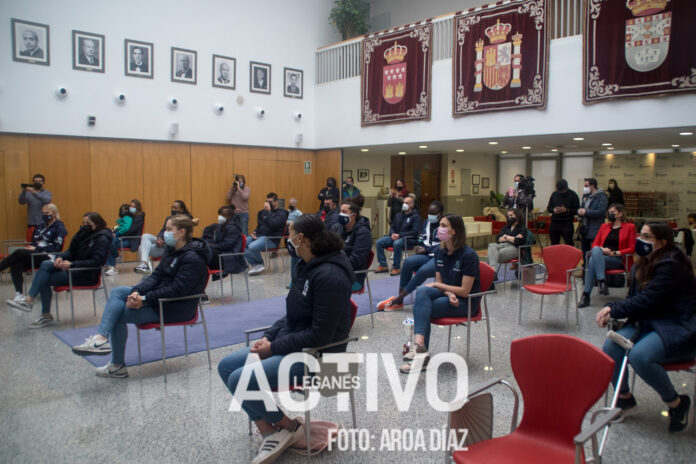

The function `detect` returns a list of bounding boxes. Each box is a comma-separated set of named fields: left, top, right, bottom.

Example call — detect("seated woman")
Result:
left=218, top=214, right=353, bottom=464
left=71, top=215, right=211, bottom=378
left=597, top=222, right=696, bottom=432
left=105, top=199, right=145, bottom=276
left=377, top=200, right=443, bottom=311
left=103, top=204, right=132, bottom=276
left=2, top=203, right=67, bottom=304
left=339, top=195, right=372, bottom=291
left=134, top=200, right=193, bottom=274
left=204, top=205, right=246, bottom=274
left=578, top=203, right=636, bottom=308
left=485, top=207, right=527, bottom=270
left=8, top=212, right=112, bottom=328
left=401, top=214, right=480, bottom=374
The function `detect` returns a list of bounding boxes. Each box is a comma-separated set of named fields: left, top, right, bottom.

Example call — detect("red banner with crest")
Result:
left=583, top=0, right=696, bottom=103
left=361, top=22, right=432, bottom=126
left=452, top=0, right=548, bottom=116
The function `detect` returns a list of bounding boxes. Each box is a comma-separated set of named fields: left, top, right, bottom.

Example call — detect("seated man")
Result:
left=318, top=195, right=341, bottom=233
left=245, top=192, right=288, bottom=275
left=339, top=195, right=373, bottom=291
left=202, top=205, right=246, bottom=274
left=375, top=195, right=421, bottom=275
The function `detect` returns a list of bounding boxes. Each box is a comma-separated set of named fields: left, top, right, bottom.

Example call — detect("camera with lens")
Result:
left=517, top=176, right=536, bottom=207
left=233, top=174, right=241, bottom=190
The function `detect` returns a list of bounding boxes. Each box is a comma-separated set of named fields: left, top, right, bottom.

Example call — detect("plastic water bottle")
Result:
left=402, top=318, right=414, bottom=355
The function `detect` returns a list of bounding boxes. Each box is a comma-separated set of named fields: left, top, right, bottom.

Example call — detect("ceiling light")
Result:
left=360, top=148, right=369, bottom=152
left=398, top=151, right=406, bottom=155
left=488, top=141, right=498, bottom=145
left=455, top=149, right=464, bottom=152
left=522, top=146, right=531, bottom=150
left=679, top=131, right=693, bottom=136
left=607, top=147, right=614, bottom=150
left=500, top=150, right=508, bottom=154
left=418, top=145, right=428, bottom=149
left=601, top=143, right=612, bottom=146
left=551, top=148, right=558, bottom=152
left=672, top=144, right=680, bottom=148
left=573, top=137, right=584, bottom=141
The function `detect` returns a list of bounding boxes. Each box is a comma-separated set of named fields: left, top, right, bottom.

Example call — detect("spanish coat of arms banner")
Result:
left=452, top=0, right=548, bottom=116
left=583, top=0, right=696, bottom=103
left=361, top=22, right=432, bottom=126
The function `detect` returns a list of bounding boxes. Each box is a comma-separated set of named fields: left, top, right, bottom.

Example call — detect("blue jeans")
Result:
left=603, top=326, right=696, bottom=402
left=106, top=236, right=131, bottom=267
left=583, top=246, right=622, bottom=294
left=237, top=212, right=249, bottom=236
left=400, top=255, right=436, bottom=295
left=218, top=346, right=305, bottom=423
left=413, top=286, right=474, bottom=349
left=28, top=259, right=70, bottom=314
left=376, top=236, right=411, bottom=269
left=244, top=236, right=276, bottom=266
left=97, top=286, right=159, bottom=365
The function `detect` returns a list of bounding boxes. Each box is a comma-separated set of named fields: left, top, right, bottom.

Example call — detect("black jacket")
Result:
left=132, top=238, right=211, bottom=323
left=389, top=209, right=422, bottom=243
left=157, top=213, right=192, bottom=239
left=607, top=187, right=624, bottom=207
left=58, top=227, right=112, bottom=285
left=205, top=219, right=247, bottom=273
left=608, top=250, right=696, bottom=356
left=317, top=186, right=339, bottom=210
left=122, top=213, right=145, bottom=249
left=265, top=250, right=354, bottom=355
left=342, top=216, right=372, bottom=286
left=255, top=208, right=288, bottom=244
left=32, top=220, right=68, bottom=252
left=496, top=223, right=528, bottom=247
left=547, top=190, right=580, bottom=224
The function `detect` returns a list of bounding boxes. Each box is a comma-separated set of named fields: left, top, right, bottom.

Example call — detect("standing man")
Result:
left=546, top=179, right=579, bottom=246
left=227, top=174, right=250, bottom=235
left=578, top=177, right=608, bottom=267
left=342, top=176, right=360, bottom=199
left=19, top=174, right=52, bottom=240
left=245, top=193, right=288, bottom=276
left=78, top=38, right=99, bottom=66
left=375, top=195, right=421, bottom=276
left=20, top=30, right=44, bottom=58
left=129, top=46, right=148, bottom=72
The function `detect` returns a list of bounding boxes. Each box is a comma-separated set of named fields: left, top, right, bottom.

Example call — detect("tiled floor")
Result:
left=0, top=252, right=694, bottom=463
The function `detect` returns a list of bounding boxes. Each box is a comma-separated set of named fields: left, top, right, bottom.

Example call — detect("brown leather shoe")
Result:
left=390, top=268, right=401, bottom=276
left=375, top=265, right=389, bottom=273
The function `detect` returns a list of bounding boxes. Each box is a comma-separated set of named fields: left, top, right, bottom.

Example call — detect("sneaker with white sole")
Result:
left=28, top=313, right=53, bottom=328
left=134, top=262, right=151, bottom=274
left=7, top=298, right=33, bottom=312
left=104, top=266, right=119, bottom=276
left=248, top=264, right=266, bottom=276
left=669, top=395, right=692, bottom=433
left=252, top=421, right=305, bottom=464
left=72, top=334, right=112, bottom=356
left=96, top=363, right=128, bottom=379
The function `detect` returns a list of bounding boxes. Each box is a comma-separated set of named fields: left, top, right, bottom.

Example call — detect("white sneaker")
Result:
left=96, top=363, right=128, bottom=379
left=8, top=299, right=33, bottom=313
left=252, top=421, right=305, bottom=464
left=134, top=262, right=151, bottom=274
left=248, top=264, right=266, bottom=276
left=72, top=334, right=112, bottom=356
left=6, top=293, right=26, bottom=305
left=28, top=313, right=53, bottom=328
left=104, top=266, right=119, bottom=276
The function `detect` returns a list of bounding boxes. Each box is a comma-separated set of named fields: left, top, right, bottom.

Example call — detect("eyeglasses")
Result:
left=639, top=233, right=656, bottom=240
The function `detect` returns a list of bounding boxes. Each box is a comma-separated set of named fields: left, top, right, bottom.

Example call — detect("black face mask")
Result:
left=119, top=211, right=128, bottom=217
left=327, top=182, right=335, bottom=188
left=289, top=205, right=296, bottom=211
left=33, top=182, right=43, bottom=190
left=171, top=209, right=179, bottom=216
left=608, top=213, right=617, bottom=222
left=506, top=217, right=516, bottom=226
left=322, top=205, right=331, bottom=212
left=396, top=185, right=404, bottom=191
left=78, top=225, right=93, bottom=235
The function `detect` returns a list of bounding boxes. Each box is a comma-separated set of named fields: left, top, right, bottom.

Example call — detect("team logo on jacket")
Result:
left=625, top=1, right=671, bottom=72
left=382, top=42, right=407, bottom=104
left=170, top=257, right=178, bottom=268
left=474, top=20, right=522, bottom=92
left=302, top=280, right=310, bottom=296
left=454, top=260, right=461, bottom=272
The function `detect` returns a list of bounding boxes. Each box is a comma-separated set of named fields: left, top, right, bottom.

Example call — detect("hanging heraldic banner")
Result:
left=584, top=0, right=696, bottom=103
left=452, top=0, right=548, bottom=116
left=361, top=21, right=432, bottom=126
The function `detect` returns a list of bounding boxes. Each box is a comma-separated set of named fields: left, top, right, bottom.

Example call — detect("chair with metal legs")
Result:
left=53, top=267, right=109, bottom=328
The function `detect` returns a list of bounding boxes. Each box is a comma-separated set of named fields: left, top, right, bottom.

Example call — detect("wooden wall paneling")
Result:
left=276, top=149, right=316, bottom=214
left=0, top=150, right=6, bottom=242
left=190, top=144, right=236, bottom=232
left=28, top=136, right=91, bottom=244
left=142, top=142, right=192, bottom=235
left=236, top=147, right=277, bottom=233
left=315, top=149, right=342, bottom=208
left=0, top=135, right=30, bottom=241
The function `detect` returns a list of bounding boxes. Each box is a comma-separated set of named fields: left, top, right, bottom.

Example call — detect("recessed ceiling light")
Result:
left=418, top=145, right=428, bottom=149
left=573, top=137, right=584, bottom=141
left=500, top=150, right=508, bottom=154
left=455, top=149, right=464, bottom=152
left=398, top=151, right=406, bottom=155
left=360, top=148, right=369, bottom=152
left=607, top=147, right=614, bottom=150
left=551, top=148, right=558, bottom=152
left=488, top=141, right=498, bottom=145
left=601, top=143, right=612, bottom=146
left=522, top=146, right=531, bottom=150
left=672, top=144, right=680, bottom=148
left=679, top=131, right=694, bottom=136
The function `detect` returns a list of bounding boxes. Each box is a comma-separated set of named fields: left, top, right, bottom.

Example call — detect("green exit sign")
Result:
left=304, top=161, right=311, bottom=174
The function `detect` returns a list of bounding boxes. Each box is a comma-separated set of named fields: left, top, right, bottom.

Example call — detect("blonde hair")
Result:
left=43, top=203, right=60, bottom=220
left=169, top=214, right=194, bottom=241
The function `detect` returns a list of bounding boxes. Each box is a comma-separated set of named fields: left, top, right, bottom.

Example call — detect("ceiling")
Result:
left=341, top=125, right=696, bottom=157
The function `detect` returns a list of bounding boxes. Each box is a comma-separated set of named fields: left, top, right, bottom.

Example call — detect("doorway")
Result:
left=391, top=154, right=442, bottom=219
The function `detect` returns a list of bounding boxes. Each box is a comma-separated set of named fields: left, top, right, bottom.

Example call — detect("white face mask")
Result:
left=583, top=186, right=591, bottom=195
left=217, top=215, right=226, bottom=224
left=402, top=203, right=410, bottom=212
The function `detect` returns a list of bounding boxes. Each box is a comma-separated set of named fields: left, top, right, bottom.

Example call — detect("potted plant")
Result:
left=329, top=0, right=370, bottom=40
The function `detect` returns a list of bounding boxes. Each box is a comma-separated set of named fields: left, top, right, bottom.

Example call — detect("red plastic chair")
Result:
left=208, top=234, right=250, bottom=301
left=386, top=235, right=417, bottom=264
left=518, top=244, right=583, bottom=331
left=449, top=334, right=620, bottom=464
left=352, top=250, right=375, bottom=328
left=491, top=221, right=505, bottom=236
left=430, top=262, right=497, bottom=365
left=474, top=216, right=492, bottom=222
left=53, top=267, right=109, bottom=329
left=586, top=250, right=634, bottom=292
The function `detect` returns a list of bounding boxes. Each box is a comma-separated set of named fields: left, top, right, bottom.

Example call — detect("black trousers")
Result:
left=0, top=248, right=49, bottom=292
left=549, top=222, right=574, bottom=246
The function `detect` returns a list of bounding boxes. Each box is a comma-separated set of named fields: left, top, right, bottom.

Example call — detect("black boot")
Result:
left=578, top=292, right=591, bottom=308
left=598, top=279, right=609, bottom=296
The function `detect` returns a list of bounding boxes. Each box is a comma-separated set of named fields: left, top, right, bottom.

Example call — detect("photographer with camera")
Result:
left=226, top=174, right=250, bottom=235
left=547, top=179, right=580, bottom=245
left=503, top=174, right=525, bottom=209
left=19, top=174, right=52, bottom=238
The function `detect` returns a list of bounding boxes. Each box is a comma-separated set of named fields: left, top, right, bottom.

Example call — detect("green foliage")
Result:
left=489, top=190, right=504, bottom=206
left=329, top=0, right=370, bottom=40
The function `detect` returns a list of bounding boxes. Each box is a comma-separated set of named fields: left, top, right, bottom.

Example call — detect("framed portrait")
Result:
left=250, top=61, right=271, bottom=94
left=72, top=30, right=104, bottom=72
left=283, top=67, right=303, bottom=99
left=11, top=18, right=49, bottom=66
left=171, top=47, right=197, bottom=84
left=373, top=174, right=384, bottom=187
left=472, top=174, right=480, bottom=186
left=357, top=169, right=369, bottom=182
left=343, top=170, right=353, bottom=181
left=212, top=55, right=236, bottom=89
left=124, top=39, right=153, bottom=78
left=481, top=177, right=490, bottom=189
left=473, top=185, right=480, bottom=194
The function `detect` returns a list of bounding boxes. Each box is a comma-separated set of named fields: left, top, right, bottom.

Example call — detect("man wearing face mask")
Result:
left=318, top=196, right=340, bottom=231
left=387, top=178, right=410, bottom=224
left=246, top=192, right=288, bottom=275
left=317, top=177, right=339, bottom=211
left=286, top=198, right=302, bottom=224
left=578, top=178, right=609, bottom=267
left=546, top=179, right=579, bottom=246
left=19, top=173, right=52, bottom=239
left=203, top=206, right=246, bottom=277
left=338, top=195, right=372, bottom=291
left=375, top=195, right=421, bottom=275
left=342, top=176, right=360, bottom=199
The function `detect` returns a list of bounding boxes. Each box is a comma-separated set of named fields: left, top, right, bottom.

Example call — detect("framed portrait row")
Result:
left=9, top=17, right=303, bottom=97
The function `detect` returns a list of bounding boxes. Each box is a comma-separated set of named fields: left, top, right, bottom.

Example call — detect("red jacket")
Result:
left=592, top=222, right=637, bottom=268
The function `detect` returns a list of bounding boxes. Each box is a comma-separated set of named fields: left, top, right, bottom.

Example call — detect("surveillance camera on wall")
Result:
left=114, top=92, right=126, bottom=104
left=55, top=87, right=68, bottom=99
left=256, top=107, right=265, bottom=118
left=213, top=102, right=224, bottom=114
left=294, top=111, right=302, bottom=120
left=168, top=97, right=179, bottom=109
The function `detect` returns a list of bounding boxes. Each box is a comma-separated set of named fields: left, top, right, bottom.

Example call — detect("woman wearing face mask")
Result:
left=227, top=174, right=250, bottom=235
left=134, top=200, right=192, bottom=274
left=72, top=215, right=211, bottom=378
left=578, top=204, right=636, bottom=308
left=606, top=178, right=624, bottom=207
left=105, top=199, right=146, bottom=276
left=485, top=208, right=527, bottom=269
left=2, top=203, right=67, bottom=305
left=597, top=222, right=696, bottom=432
left=103, top=204, right=133, bottom=276
left=339, top=195, right=372, bottom=291
left=317, top=176, right=339, bottom=212
left=401, top=215, right=481, bottom=373
left=387, top=178, right=410, bottom=224
left=218, top=214, right=353, bottom=463
left=377, top=200, right=444, bottom=311
left=8, top=212, right=112, bottom=328
left=204, top=206, right=245, bottom=274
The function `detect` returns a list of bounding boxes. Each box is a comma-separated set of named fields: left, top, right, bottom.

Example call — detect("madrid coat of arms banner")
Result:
left=361, top=22, right=432, bottom=126
left=452, top=0, right=548, bottom=116
left=583, top=0, right=696, bottom=103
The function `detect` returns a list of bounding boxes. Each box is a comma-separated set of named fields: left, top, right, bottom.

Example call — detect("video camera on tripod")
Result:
left=517, top=176, right=536, bottom=208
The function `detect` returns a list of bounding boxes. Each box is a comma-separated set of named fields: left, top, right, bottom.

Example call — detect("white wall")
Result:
left=443, top=151, right=496, bottom=197
left=342, top=152, right=391, bottom=197
left=0, top=0, right=340, bottom=147
left=370, top=0, right=480, bottom=26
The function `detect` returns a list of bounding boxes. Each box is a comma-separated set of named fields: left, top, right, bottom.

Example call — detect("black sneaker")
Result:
left=200, top=294, right=210, bottom=305
left=612, top=394, right=638, bottom=423
left=598, top=279, right=609, bottom=296
left=577, top=292, right=591, bottom=308
left=668, top=395, right=692, bottom=433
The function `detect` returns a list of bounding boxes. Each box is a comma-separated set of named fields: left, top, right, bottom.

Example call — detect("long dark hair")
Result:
left=84, top=212, right=107, bottom=231
left=292, top=214, right=344, bottom=256
left=342, top=193, right=365, bottom=214
left=608, top=179, right=620, bottom=191
left=173, top=200, right=191, bottom=216
left=634, top=222, right=693, bottom=289
left=440, top=214, right=467, bottom=250
left=130, top=198, right=144, bottom=215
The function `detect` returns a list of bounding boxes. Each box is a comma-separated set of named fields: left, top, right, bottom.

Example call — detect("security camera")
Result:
left=294, top=111, right=302, bottom=120
left=257, top=107, right=265, bottom=117
left=114, top=92, right=126, bottom=104
left=55, top=87, right=68, bottom=98
left=168, top=97, right=178, bottom=108
left=213, top=102, right=224, bottom=113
